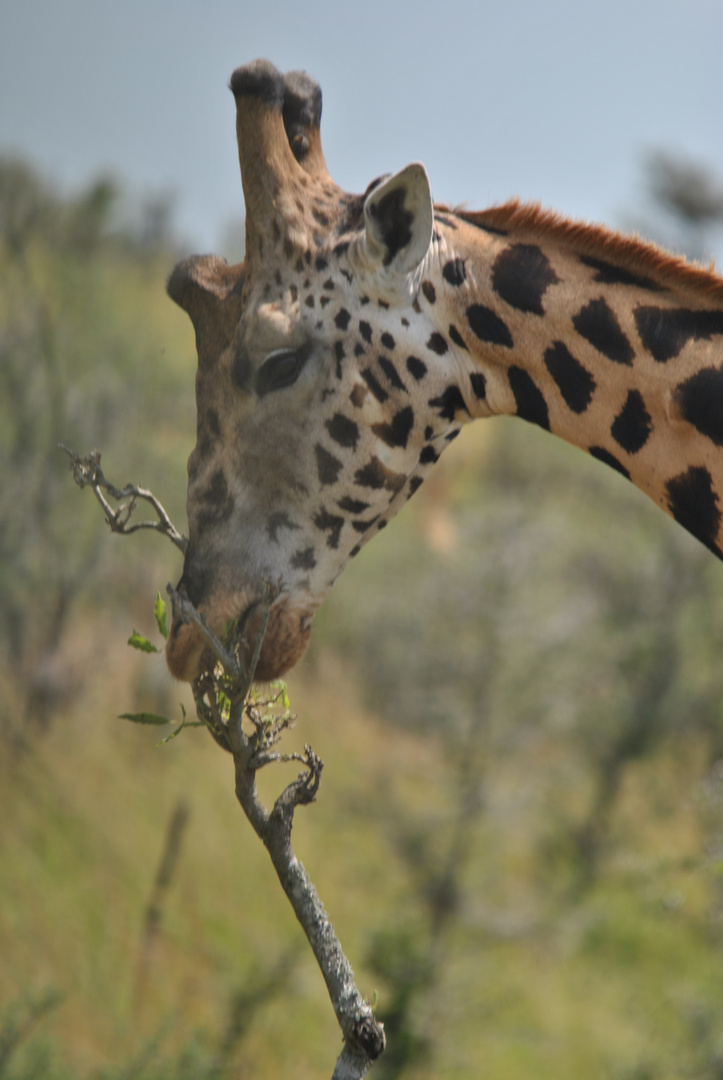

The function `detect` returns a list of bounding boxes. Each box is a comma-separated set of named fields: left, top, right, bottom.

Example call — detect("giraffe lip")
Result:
left=165, top=588, right=263, bottom=682
left=166, top=582, right=314, bottom=684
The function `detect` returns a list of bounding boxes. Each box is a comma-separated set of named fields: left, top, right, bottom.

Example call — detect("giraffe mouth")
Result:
left=165, top=589, right=313, bottom=684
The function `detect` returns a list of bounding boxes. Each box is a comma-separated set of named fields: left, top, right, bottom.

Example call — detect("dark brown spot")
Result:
left=406, top=356, right=427, bottom=380
left=469, top=372, right=487, bottom=399
left=428, top=385, right=467, bottom=422
left=338, top=496, right=370, bottom=514
left=448, top=325, right=468, bottom=351
left=442, top=258, right=466, bottom=286
left=352, top=517, right=379, bottom=533
left=422, top=280, right=436, bottom=303
left=354, top=456, right=406, bottom=492
left=372, top=406, right=414, bottom=448
left=291, top=547, right=317, bottom=570
left=673, top=367, right=723, bottom=446
left=313, top=508, right=345, bottom=549
left=350, top=383, right=367, bottom=407
left=667, top=466, right=722, bottom=556
left=315, top=444, right=343, bottom=485
left=379, top=356, right=406, bottom=391
left=508, top=367, right=550, bottom=430
left=419, top=444, right=440, bottom=465
left=426, top=333, right=448, bottom=355
left=573, top=298, right=634, bottom=365
left=361, top=367, right=389, bottom=403
left=467, top=304, right=513, bottom=348
left=544, top=340, right=596, bottom=414
left=492, top=243, right=559, bottom=315
left=635, top=306, right=723, bottom=363
left=326, top=413, right=359, bottom=448
left=580, top=254, right=662, bottom=291
left=611, top=390, right=652, bottom=454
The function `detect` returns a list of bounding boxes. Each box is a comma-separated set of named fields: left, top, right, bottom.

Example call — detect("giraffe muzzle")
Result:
left=165, top=587, right=314, bottom=684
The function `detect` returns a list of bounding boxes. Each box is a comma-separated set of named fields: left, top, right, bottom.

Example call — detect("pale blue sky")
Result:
left=1, top=0, right=722, bottom=259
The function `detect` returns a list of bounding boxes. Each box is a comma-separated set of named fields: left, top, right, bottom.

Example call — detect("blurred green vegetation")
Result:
left=2, top=154, right=723, bottom=1079
left=0, top=155, right=193, bottom=737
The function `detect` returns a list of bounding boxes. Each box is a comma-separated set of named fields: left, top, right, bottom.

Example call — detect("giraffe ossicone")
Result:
left=166, top=58, right=723, bottom=683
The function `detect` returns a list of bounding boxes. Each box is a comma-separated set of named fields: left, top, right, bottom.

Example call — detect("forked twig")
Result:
left=61, top=445, right=188, bottom=554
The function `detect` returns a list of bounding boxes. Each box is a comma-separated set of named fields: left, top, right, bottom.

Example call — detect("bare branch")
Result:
left=188, top=599, right=386, bottom=1077
left=61, top=445, right=188, bottom=554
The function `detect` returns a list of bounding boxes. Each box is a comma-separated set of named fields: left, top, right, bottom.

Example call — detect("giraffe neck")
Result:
left=430, top=202, right=723, bottom=556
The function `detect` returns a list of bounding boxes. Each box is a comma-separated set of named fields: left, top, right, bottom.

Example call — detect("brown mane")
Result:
left=449, top=199, right=723, bottom=305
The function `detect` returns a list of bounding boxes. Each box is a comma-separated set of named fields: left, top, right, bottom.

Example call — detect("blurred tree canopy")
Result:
left=631, top=148, right=723, bottom=264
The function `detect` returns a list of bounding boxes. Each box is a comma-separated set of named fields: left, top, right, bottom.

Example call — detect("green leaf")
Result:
left=154, top=591, right=168, bottom=639
left=118, top=712, right=169, bottom=726
left=156, top=706, right=204, bottom=746
left=157, top=720, right=204, bottom=745
left=269, top=680, right=291, bottom=710
left=157, top=723, right=185, bottom=745
left=127, top=630, right=159, bottom=653
left=218, top=691, right=232, bottom=721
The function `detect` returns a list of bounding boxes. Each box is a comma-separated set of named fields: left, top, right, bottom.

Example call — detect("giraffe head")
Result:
left=166, top=60, right=474, bottom=682
left=166, top=60, right=723, bottom=682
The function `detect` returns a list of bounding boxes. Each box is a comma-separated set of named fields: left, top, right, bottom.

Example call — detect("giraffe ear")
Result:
left=167, top=254, right=245, bottom=367
left=363, top=163, right=433, bottom=276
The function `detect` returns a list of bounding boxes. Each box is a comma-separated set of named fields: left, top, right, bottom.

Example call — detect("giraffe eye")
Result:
left=255, top=348, right=308, bottom=397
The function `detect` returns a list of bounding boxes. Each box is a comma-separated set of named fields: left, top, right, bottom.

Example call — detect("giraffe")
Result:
left=165, top=59, right=723, bottom=684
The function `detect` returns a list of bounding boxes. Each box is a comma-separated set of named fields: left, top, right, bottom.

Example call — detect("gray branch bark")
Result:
left=179, top=582, right=386, bottom=1077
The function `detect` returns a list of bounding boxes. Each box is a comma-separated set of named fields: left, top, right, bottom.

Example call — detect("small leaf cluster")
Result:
left=120, top=593, right=201, bottom=743
left=120, top=594, right=293, bottom=748
left=126, top=592, right=169, bottom=656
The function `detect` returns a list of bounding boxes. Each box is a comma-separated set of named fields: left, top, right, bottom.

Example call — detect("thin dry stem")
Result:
left=61, top=445, right=188, bottom=553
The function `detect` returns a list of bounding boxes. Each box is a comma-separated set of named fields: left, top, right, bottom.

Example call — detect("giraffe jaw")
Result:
left=166, top=589, right=314, bottom=683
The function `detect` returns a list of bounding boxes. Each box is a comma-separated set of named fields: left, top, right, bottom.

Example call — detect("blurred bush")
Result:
left=0, top=156, right=192, bottom=735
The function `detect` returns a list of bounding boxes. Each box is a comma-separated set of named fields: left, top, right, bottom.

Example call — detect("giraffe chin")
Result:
left=165, top=593, right=313, bottom=684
